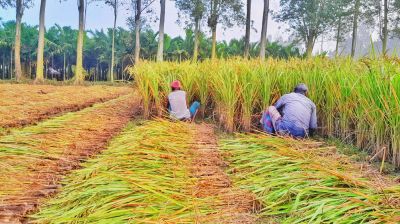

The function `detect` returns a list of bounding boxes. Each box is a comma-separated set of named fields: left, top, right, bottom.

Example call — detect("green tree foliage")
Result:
left=175, top=0, right=207, bottom=61
left=363, top=0, right=400, bottom=55
left=275, top=0, right=342, bottom=57
left=1, top=0, right=34, bottom=80
left=0, top=21, right=302, bottom=82
left=207, top=0, right=245, bottom=59
left=330, top=0, right=354, bottom=57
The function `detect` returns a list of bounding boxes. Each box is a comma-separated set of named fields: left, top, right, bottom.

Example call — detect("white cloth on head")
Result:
left=168, top=90, right=191, bottom=120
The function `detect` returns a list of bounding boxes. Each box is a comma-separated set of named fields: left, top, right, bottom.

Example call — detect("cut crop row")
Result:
left=0, top=84, right=132, bottom=128
left=32, top=120, right=258, bottom=223
left=32, top=120, right=213, bottom=223
left=0, top=93, right=139, bottom=223
left=221, top=134, right=400, bottom=223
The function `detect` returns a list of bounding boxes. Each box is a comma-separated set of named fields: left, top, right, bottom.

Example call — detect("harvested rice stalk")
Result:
left=33, top=120, right=258, bottom=224
left=221, top=134, right=400, bottom=223
left=32, top=120, right=213, bottom=223
left=0, top=93, right=139, bottom=223
left=0, top=84, right=132, bottom=128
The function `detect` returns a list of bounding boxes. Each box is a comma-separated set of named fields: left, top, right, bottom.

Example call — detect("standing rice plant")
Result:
left=130, top=63, right=152, bottom=118
left=210, top=61, right=240, bottom=132
left=195, top=63, right=210, bottom=116
left=177, top=61, right=197, bottom=103
left=130, top=58, right=400, bottom=167
left=237, top=61, right=260, bottom=131
left=390, top=69, right=400, bottom=164
left=358, top=59, right=400, bottom=165
left=259, top=59, right=275, bottom=109
left=147, top=66, right=164, bottom=116
left=333, top=60, right=361, bottom=140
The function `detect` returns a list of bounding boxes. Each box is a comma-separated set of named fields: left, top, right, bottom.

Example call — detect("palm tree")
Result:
left=140, top=29, right=158, bottom=59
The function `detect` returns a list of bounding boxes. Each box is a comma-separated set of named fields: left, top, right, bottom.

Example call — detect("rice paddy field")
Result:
left=130, top=58, right=400, bottom=166
left=1, top=57, right=399, bottom=223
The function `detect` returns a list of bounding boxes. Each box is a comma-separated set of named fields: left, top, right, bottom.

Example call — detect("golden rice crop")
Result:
left=129, top=58, right=400, bottom=167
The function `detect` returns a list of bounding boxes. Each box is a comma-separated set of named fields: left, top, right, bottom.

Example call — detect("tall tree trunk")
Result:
left=51, top=55, right=54, bottom=80
left=244, top=0, right=251, bottom=58
left=211, top=26, right=217, bottom=59
left=95, top=61, right=99, bottom=82
left=134, top=0, right=142, bottom=64
left=259, top=0, right=270, bottom=60
left=193, top=18, right=200, bottom=61
left=2, top=53, right=4, bottom=79
left=45, top=61, right=47, bottom=79
left=75, top=0, right=85, bottom=84
left=335, top=16, right=342, bottom=57
left=35, top=0, right=46, bottom=83
left=63, top=52, right=66, bottom=81
left=351, top=0, right=360, bottom=58
left=110, top=0, right=117, bottom=82
left=10, top=47, right=13, bottom=79
left=121, top=60, right=124, bottom=80
left=305, top=35, right=315, bottom=58
left=157, top=0, right=166, bottom=62
left=15, top=0, right=23, bottom=81
left=29, top=57, right=32, bottom=78
left=382, top=0, right=389, bottom=56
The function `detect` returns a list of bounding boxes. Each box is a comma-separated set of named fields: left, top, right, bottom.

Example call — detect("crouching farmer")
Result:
left=168, top=80, right=200, bottom=121
left=261, top=83, right=317, bottom=138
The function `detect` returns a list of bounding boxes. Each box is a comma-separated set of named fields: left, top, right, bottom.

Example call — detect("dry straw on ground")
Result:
left=221, top=133, right=400, bottom=223
left=0, top=84, right=132, bottom=128
left=0, top=93, right=139, bottom=223
left=32, top=120, right=258, bottom=224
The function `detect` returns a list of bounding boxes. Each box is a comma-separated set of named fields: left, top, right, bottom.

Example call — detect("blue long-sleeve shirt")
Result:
left=275, top=93, right=317, bottom=133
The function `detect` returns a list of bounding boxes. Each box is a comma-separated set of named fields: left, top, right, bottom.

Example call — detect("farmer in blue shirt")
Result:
left=261, top=83, right=317, bottom=138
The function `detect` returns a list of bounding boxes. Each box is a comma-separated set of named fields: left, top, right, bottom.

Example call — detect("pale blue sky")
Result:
left=0, top=0, right=284, bottom=42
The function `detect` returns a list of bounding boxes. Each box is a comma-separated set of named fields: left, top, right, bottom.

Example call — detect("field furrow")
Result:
left=0, top=84, right=132, bottom=128
left=190, top=124, right=258, bottom=223
left=0, top=93, right=139, bottom=223
left=31, top=120, right=257, bottom=224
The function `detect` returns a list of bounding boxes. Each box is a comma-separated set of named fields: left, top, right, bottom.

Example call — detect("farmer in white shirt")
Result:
left=167, top=80, right=200, bottom=121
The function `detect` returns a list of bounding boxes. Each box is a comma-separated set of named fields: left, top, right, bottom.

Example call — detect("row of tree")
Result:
left=1, top=0, right=400, bottom=83
left=0, top=21, right=301, bottom=81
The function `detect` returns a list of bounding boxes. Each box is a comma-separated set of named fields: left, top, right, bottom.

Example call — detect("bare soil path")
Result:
left=190, top=124, right=259, bottom=223
left=0, top=84, right=132, bottom=128
left=0, top=93, right=140, bottom=223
